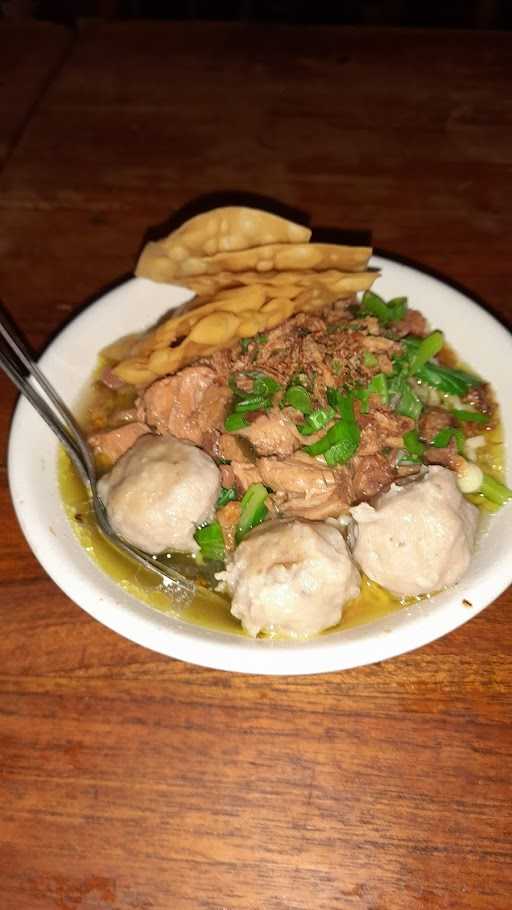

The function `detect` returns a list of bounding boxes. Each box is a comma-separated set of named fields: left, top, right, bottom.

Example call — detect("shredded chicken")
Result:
left=351, top=453, right=396, bottom=501
left=140, top=365, right=232, bottom=449
left=92, top=296, right=488, bottom=570
left=258, top=451, right=340, bottom=495
left=358, top=408, right=414, bottom=456
left=217, top=433, right=256, bottom=463
left=230, top=461, right=263, bottom=495
left=237, top=409, right=302, bottom=457
left=424, top=439, right=459, bottom=470
left=88, top=421, right=150, bottom=464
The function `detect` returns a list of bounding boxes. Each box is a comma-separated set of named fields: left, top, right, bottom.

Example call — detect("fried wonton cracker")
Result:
left=174, top=266, right=376, bottom=298
left=137, top=240, right=371, bottom=283
left=112, top=206, right=377, bottom=386
left=112, top=279, right=373, bottom=386
left=136, top=207, right=311, bottom=282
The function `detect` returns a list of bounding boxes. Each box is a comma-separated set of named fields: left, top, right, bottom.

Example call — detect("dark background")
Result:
left=3, top=0, right=512, bottom=28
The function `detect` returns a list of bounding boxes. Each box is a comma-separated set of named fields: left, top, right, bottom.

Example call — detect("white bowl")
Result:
left=8, top=257, right=512, bottom=674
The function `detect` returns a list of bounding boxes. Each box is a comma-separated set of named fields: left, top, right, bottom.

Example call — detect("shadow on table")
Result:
left=22, top=1, right=512, bottom=31
left=142, top=189, right=371, bottom=249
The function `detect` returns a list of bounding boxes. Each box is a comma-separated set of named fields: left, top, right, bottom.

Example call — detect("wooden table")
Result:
left=1, top=21, right=511, bottom=910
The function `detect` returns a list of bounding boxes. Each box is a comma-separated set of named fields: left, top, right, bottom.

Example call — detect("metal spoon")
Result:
left=0, top=308, right=195, bottom=603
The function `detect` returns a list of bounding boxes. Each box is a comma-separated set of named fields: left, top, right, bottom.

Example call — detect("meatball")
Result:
left=217, top=519, right=361, bottom=639
left=350, top=466, right=479, bottom=597
left=98, top=434, right=220, bottom=554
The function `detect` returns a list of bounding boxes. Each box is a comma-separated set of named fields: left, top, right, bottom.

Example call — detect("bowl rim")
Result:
left=7, top=256, right=512, bottom=674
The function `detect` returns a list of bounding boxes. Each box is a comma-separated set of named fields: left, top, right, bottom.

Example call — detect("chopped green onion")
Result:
left=453, top=428, right=465, bottom=454
left=309, top=391, right=360, bottom=461
left=323, top=442, right=350, bottom=466
left=368, top=372, right=389, bottom=405
left=407, top=330, right=445, bottom=375
left=363, top=351, right=378, bottom=367
left=240, top=334, right=268, bottom=355
left=297, top=406, right=336, bottom=435
left=283, top=384, right=313, bottom=415
left=388, top=370, right=405, bottom=397
left=229, top=370, right=281, bottom=400
left=389, top=353, right=410, bottom=381
left=352, top=388, right=370, bottom=414
left=386, top=296, right=408, bottom=321
left=401, top=338, right=482, bottom=393
left=224, top=413, right=249, bottom=432
left=452, top=409, right=488, bottom=424
left=431, top=426, right=465, bottom=454
left=236, top=483, right=268, bottom=543
left=403, top=429, right=425, bottom=458
left=416, top=364, right=467, bottom=396
left=338, top=394, right=355, bottom=423
left=331, top=358, right=342, bottom=375
left=360, top=290, right=392, bottom=324
left=431, top=427, right=454, bottom=448
left=415, top=362, right=481, bottom=397
left=248, top=371, right=280, bottom=397
left=397, top=451, right=422, bottom=465
left=439, top=366, right=481, bottom=386
left=233, top=395, right=269, bottom=413
left=194, top=521, right=225, bottom=561
left=323, top=423, right=361, bottom=465
left=227, top=371, right=281, bottom=420
left=326, top=387, right=338, bottom=409
left=304, top=434, right=332, bottom=456
left=305, top=418, right=360, bottom=462
left=480, top=474, right=512, bottom=506
left=297, top=423, right=317, bottom=437
left=360, top=290, right=408, bottom=325
left=326, top=388, right=356, bottom=422
left=216, top=487, right=237, bottom=508
left=396, top=382, right=422, bottom=420
left=401, top=336, right=422, bottom=352
left=388, top=364, right=423, bottom=420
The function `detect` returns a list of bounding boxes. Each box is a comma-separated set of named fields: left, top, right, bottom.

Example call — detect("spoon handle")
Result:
left=0, top=303, right=195, bottom=600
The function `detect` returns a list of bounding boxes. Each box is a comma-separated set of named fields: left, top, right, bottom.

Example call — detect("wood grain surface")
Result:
left=0, top=22, right=72, bottom=166
left=0, top=21, right=511, bottom=910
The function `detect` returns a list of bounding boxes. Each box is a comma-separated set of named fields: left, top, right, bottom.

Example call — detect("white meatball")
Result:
left=350, top=466, right=479, bottom=597
left=217, top=519, right=360, bottom=639
left=98, top=435, right=220, bottom=554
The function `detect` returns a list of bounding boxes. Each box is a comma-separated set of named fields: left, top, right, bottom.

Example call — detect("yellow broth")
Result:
left=58, top=449, right=414, bottom=637
left=466, top=424, right=505, bottom=513
left=59, top=352, right=506, bottom=639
